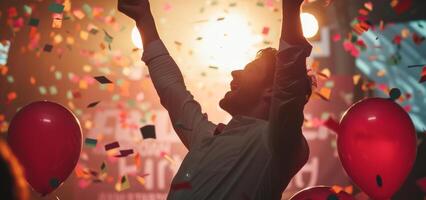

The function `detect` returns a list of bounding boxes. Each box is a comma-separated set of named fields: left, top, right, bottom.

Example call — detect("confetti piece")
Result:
left=389, top=88, right=401, bottom=100
left=43, top=44, right=53, bottom=52
left=391, top=0, right=412, bottom=15
left=100, top=162, right=107, bottom=173
left=376, top=69, right=386, bottom=77
left=412, top=33, right=425, bottom=45
left=327, top=194, right=338, bottom=200
left=115, top=175, right=130, bottom=192
left=84, top=138, right=97, bottom=148
left=49, top=86, right=58, bottom=95
left=82, top=3, right=93, bottom=19
left=160, top=151, right=175, bottom=165
left=50, top=178, right=60, bottom=188
left=163, top=2, right=173, bottom=12
left=344, top=185, right=353, bottom=194
left=332, top=33, right=341, bottom=42
left=48, top=3, right=65, bottom=13
left=7, top=92, right=17, bottom=102
left=171, top=181, right=192, bottom=191
left=104, top=141, right=120, bottom=151
left=358, top=8, right=369, bottom=16
left=364, top=2, right=373, bottom=11
left=87, top=101, right=101, bottom=108
left=135, top=153, right=141, bottom=168
left=39, top=86, right=47, bottom=95
left=23, top=4, right=32, bottom=15
left=407, top=64, right=426, bottom=68
left=73, top=10, right=85, bottom=20
left=416, top=177, right=426, bottom=192
left=419, top=67, right=426, bottom=83
left=6, top=75, right=14, bottom=83
left=376, top=175, right=383, bottom=187
left=28, top=18, right=40, bottom=27
left=315, top=87, right=332, bottom=101
left=262, top=27, right=270, bottom=35
left=0, top=40, right=11, bottom=65
left=94, top=76, right=112, bottom=84
left=115, top=149, right=134, bottom=157
left=323, top=116, right=339, bottom=134
left=78, top=179, right=91, bottom=189
left=140, top=125, right=156, bottom=139
left=103, top=30, right=113, bottom=49
left=331, top=185, right=353, bottom=194
left=80, top=31, right=89, bottom=40
left=318, top=68, right=331, bottom=79
left=136, top=175, right=146, bottom=185
left=88, top=24, right=99, bottom=35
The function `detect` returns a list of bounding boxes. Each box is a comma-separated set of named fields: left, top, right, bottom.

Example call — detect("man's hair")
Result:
left=255, top=47, right=313, bottom=103
left=0, top=140, right=28, bottom=200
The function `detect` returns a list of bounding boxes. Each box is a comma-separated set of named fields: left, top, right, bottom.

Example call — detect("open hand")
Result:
left=118, top=0, right=151, bottom=25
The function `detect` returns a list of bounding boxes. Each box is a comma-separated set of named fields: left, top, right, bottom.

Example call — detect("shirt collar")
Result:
left=224, top=115, right=264, bottom=131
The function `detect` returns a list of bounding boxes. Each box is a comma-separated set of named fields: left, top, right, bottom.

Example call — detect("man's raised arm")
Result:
left=118, top=0, right=216, bottom=150
left=268, top=0, right=312, bottom=172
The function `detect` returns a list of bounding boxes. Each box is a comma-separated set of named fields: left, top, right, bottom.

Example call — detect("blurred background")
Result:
left=0, top=0, right=425, bottom=199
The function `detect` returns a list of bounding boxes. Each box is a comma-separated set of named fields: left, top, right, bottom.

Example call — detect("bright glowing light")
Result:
left=301, top=12, right=319, bottom=38
left=131, top=26, right=143, bottom=49
left=196, top=13, right=261, bottom=71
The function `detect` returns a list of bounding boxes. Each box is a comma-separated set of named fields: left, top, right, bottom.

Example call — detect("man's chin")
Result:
left=219, top=92, right=237, bottom=115
left=219, top=94, right=231, bottom=112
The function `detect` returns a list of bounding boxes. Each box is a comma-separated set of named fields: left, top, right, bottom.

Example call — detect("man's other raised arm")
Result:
left=118, top=0, right=216, bottom=150
left=268, top=0, right=312, bottom=172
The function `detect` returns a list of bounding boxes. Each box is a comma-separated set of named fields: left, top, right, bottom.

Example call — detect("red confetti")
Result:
left=332, top=33, right=341, bottom=42
left=262, top=27, right=270, bottom=35
left=419, top=67, right=426, bottom=83
left=391, top=0, right=413, bottom=15
left=393, top=35, right=402, bottom=45
left=416, top=177, right=426, bottom=192
left=323, top=116, right=340, bottom=134
left=412, top=33, right=425, bottom=45
left=171, top=181, right=192, bottom=190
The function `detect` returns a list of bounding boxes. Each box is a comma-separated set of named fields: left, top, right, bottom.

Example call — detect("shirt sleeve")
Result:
left=267, top=39, right=312, bottom=166
left=142, top=40, right=216, bottom=150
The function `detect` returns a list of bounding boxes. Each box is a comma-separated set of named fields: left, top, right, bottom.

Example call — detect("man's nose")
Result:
left=231, top=70, right=242, bottom=79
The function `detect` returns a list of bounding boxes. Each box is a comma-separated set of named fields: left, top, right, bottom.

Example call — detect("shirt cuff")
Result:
left=279, top=39, right=312, bottom=57
left=141, top=39, right=170, bottom=65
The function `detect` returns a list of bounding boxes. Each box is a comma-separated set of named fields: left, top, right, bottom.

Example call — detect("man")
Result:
left=118, top=0, right=312, bottom=199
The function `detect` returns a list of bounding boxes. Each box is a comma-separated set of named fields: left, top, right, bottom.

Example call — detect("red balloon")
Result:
left=7, top=101, right=82, bottom=196
left=290, top=186, right=354, bottom=200
left=338, top=98, right=417, bottom=200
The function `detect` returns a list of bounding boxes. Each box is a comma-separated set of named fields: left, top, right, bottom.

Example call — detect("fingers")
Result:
left=118, top=0, right=151, bottom=22
left=118, top=3, right=138, bottom=16
left=119, top=0, right=140, bottom=5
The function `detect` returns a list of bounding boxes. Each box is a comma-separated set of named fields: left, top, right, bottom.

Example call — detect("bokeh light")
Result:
left=195, top=13, right=262, bottom=72
left=301, top=12, right=319, bottom=38
left=131, top=26, right=143, bottom=49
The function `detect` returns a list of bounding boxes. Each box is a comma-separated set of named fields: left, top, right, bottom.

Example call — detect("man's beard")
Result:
left=219, top=91, right=259, bottom=116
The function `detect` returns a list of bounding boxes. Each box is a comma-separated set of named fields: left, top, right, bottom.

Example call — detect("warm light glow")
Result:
left=301, top=12, right=319, bottom=38
left=196, top=13, right=262, bottom=71
left=131, top=26, right=143, bottom=49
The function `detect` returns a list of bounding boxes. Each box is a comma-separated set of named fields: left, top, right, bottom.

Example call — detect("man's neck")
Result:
left=233, top=104, right=270, bottom=121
